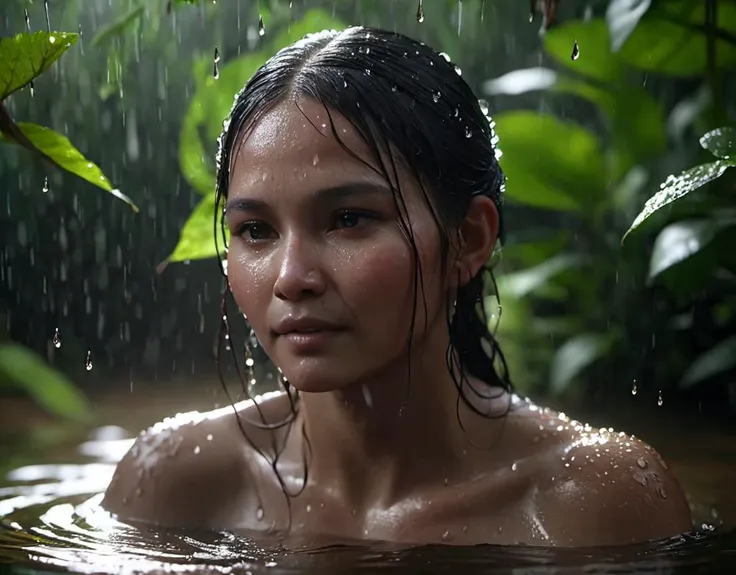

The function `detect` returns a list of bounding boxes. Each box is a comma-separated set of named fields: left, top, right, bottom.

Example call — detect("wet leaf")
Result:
left=91, top=5, right=144, bottom=47
left=166, top=193, right=227, bottom=264
left=544, top=19, right=624, bottom=83
left=681, top=335, right=736, bottom=388
left=606, top=0, right=652, bottom=52
left=622, top=160, right=731, bottom=242
left=0, top=31, right=78, bottom=101
left=700, top=127, right=736, bottom=160
left=619, top=1, right=736, bottom=76
left=499, top=254, right=588, bottom=298
left=648, top=220, right=724, bottom=280
left=5, top=122, right=138, bottom=212
left=0, top=343, right=89, bottom=421
left=550, top=333, right=614, bottom=394
left=494, top=111, right=606, bottom=211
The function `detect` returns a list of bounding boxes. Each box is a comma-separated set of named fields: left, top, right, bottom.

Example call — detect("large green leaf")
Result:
left=606, top=0, right=652, bottom=52
left=700, top=126, right=736, bottom=160
left=499, top=254, right=589, bottom=299
left=550, top=333, right=615, bottom=394
left=681, top=335, right=736, bottom=388
left=166, top=193, right=227, bottom=264
left=0, top=31, right=78, bottom=100
left=91, top=5, right=144, bottom=47
left=494, top=111, right=606, bottom=211
left=619, top=1, right=736, bottom=76
left=622, top=160, right=732, bottom=242
left=544, top=19, right=624, bottom=83
left=0, top=343, right=89, bottom=421
left=6, top=122, right=138, bottom=212
left=648, top=219, right=725, bottom=280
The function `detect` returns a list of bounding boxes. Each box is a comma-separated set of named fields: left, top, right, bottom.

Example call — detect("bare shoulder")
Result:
left=513, top=401, right=693, bottom=546
left=102, top=391, right=288, bottom=529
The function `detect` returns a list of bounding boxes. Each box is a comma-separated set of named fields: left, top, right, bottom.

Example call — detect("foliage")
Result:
left=486, top=0, right=736, bottom=397
left=0, top=31, right=137, bottom=211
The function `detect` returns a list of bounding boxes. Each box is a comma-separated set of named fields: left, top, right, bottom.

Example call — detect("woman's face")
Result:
left=225, top=98, right=449, bottom=393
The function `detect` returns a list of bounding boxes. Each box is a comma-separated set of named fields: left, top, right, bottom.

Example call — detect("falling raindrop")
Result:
left=571, top=41, right=580, bottom=61
left=213, top=47, right=220, bottom=79
left=529, top=0, right=535, bottom=22
left=457, top=0, right=463, bottom=36
left=416, top=0, right=424, bottom=23
left=44, top=0, right=51, bottom=32
left=631, top=379, right=637, bottom=395
left=258, top=14, right=266, bottom=36
left=24, top=9, right=31, bottom=31
left=29, top=82, right=35, bottom=98
left=85, top=350, right=93, bottom=371
left=657, top=390, right=663, bottom=407
left=42, top=176, right=49, bottom=193
left=52, top=328, right=61, bottom=348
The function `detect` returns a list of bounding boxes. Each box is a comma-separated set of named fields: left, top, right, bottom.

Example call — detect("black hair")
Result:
left=213, top=26, right=512, bottom=521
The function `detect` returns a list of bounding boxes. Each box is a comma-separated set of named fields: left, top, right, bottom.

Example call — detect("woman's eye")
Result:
left=238, top=222, right=272, bottom=241
left=335, top=211, right=373, bottom=229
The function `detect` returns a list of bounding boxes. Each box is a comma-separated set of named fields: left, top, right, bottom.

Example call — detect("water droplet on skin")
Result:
left=312, top=154, right=319, bottom=166
left=306, top=504, right=311, bottom=512
left=442, top=530, right=450, bottom=541
left=416, top=0, right=424, bottom=23
left=636, top=457, right=647, bottom=469
left=85, top=351, right=93, bottom=371
left=633, top=472, right=648, bottom=486
left=193, top=446, right=201, bottom=454
left=258, top=15, right=266, bottom=36
left=42, top=177, right=49, bottom=193
left=511, top=462, right=518, bottom=471
left=52, top=328, right=61, bottom=348
left=657, top=487, right=667, bottom=499
left=256, top=507, right=264, bottom=520
left=206, top=434, right=213, bottom=441
left=443, top=477, right=449, bottom=486
left=571, top=41, right=580, bottom=61
left=213, top=47, right=220, bottom=79
left=657, top=390, right=663, bottom=407
left=462, top=525, right=468, bottom=534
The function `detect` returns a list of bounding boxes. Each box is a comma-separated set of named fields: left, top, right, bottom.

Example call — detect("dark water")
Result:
left=1, top=386, right=735, bottom=574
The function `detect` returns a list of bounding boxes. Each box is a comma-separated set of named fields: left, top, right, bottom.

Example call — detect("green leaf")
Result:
left=499, top=254, right=588, bottom=299
left=648, top=219, right=724, bottom=280
left=91, top=5, right=144, bottom=47
left=167, top=193, right=227, bottom=264
left=494, top=111, right=606, bottom=211
left=606, top=0, right=652, bottom=52
left=10, top=122, right=139, bottom=212
left=681, top=335, right=736, bottom=388
left=619, top=1, right=736, bottom=76
left=700, top=126, right=736, bottom=161
left=270, top=9, right=346, bottom=55
left=622, top=160, right=732, bottom=242
left=544, top=19, right=624, bottom=83
left=0, top=31, right=78, bottom=100
left=550, top=333, right=614, bottom=394
left=0, top=343, right=89, bottom=421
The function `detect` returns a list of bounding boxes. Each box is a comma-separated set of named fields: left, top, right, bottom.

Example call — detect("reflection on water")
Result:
left=1, top=401, right=735, bottom=574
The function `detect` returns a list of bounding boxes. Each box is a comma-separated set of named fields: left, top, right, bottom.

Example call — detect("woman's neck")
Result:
left=295, top=326, right=508, bottom=510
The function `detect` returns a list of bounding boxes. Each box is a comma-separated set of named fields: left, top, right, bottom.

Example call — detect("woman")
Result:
left=103, top=26, right=693, bottom=547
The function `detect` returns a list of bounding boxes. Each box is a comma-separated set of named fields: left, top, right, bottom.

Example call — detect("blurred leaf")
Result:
left=0, top=343, right=89, bottom=421
left=681, top=335, right=736, bottom=388
left=667, top=85, right=712, bottom=141
left=166, top=193, right=227, bottom=264
left=499, top=254, right=588, bottom=299
left=0, top=31, right=78, bottom=100
left=544, top=19, right=624, bottom=83
left=483, top=67, right=559, bottom=95
left=648, top=219, right=724, bottom=280
left=700, top=126, right=736, bottom=160
left=619, top=1, right=736, bottom=76
left=270, top=9, right=346, bottom=54
left=4, top=122, right=138, bottom=212
left=622, top=160, right=732, bottom=242
left=494, top=111, right=606, bottom=211
left=550, top=333, right=614, bottom=395
left=606, top=0, right=652, bottom=52
left=91, top=5, right=144, bottom=47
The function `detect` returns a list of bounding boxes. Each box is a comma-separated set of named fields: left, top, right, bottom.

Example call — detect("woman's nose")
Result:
left=272, top=234, right=327, bottom=301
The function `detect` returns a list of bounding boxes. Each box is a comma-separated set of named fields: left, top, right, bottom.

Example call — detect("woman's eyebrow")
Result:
left=225, top=181, right=392, bottom=214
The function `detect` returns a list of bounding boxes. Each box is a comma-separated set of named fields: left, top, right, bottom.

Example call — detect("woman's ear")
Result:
left=451, top=196, right=499, bottom=287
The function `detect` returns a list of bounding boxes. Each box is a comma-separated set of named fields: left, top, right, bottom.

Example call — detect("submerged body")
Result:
left=104, top=26, right=692, bottom=546
left=104, top=391, right=691, bottom=547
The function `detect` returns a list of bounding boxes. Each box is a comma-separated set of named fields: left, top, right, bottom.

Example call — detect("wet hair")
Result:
left=213, top=26, right=512, bottom=517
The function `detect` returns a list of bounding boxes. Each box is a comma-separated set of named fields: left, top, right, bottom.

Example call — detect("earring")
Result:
left=244, top=328, right=257, bottom=395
